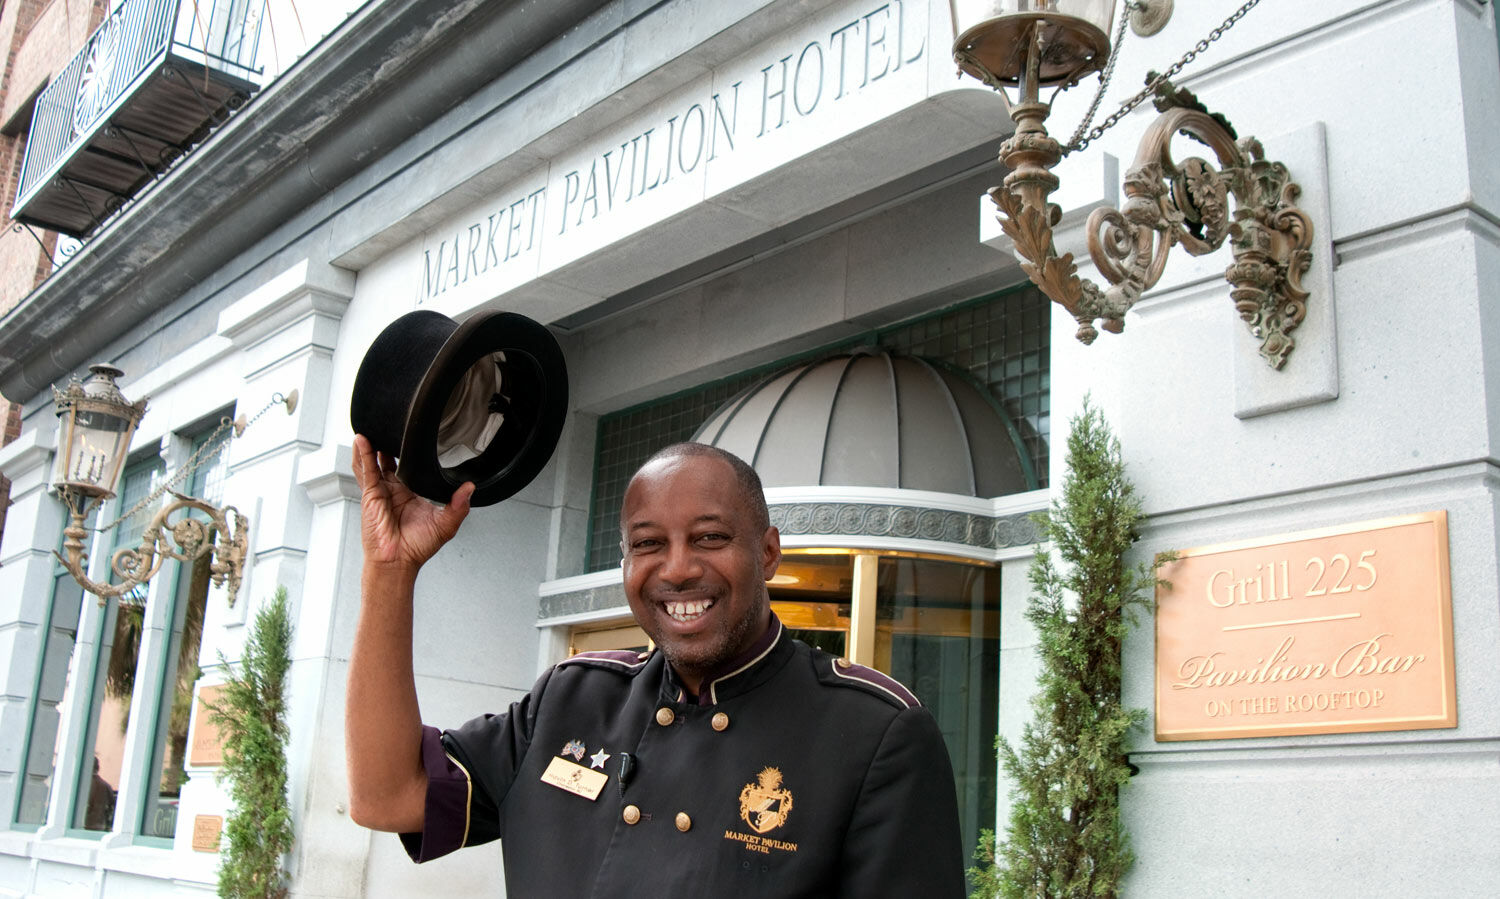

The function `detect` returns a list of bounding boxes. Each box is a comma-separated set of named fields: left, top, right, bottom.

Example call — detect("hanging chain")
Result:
left=1063, top=0, right=1262, bottom=156
left=94, top=392, right=291, bottom=532
left=1064, top=1, right=1136, bottom=152
left=235, top=390, right=295, bottom=435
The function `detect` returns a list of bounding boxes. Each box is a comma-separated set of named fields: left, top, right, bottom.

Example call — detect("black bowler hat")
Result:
left=349, top=309, right=568, bottom=506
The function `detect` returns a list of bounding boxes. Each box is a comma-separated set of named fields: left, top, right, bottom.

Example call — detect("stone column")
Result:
left=0, top=428, right=64, bottom=829
left=174, top=259, right=353, bottom=867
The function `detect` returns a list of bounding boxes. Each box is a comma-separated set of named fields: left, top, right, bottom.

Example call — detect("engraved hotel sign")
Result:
left=1155, top=512, right=1455, bottom=741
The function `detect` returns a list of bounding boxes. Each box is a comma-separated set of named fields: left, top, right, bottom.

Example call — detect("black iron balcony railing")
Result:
left=11, top=0, right=266, bottom=238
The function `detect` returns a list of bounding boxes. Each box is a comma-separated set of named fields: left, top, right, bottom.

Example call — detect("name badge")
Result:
left=541, top=756, right=609, bottom=801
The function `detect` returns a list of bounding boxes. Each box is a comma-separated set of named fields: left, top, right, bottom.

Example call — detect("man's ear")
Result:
left=760, top=526, right=782, bottom=581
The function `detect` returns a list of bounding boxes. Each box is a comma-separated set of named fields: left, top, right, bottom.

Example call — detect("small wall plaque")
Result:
left=1156, top=511, right=1456, bottom=741
left=189, top=685, right=226, bottom=767
left=192, top=814, right=223, bottom=852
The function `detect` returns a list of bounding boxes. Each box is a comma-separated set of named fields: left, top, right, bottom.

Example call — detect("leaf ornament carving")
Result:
left=214, top=509, right=250, bottom=607
left=988, top=185, right=1109, bottom=344
left=1226, top=186, right=1313, bottom=367
left=1174, top=158, right=1230, bottom=252
left=1212, top=141, right=1315, bottom=369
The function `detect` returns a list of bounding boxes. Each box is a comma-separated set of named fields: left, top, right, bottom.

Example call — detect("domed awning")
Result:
left=692, top=348, right=1036, bottom=498
left=537, top=349, right=1047, bottom=622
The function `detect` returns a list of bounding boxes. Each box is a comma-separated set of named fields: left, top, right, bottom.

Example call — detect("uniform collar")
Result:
left=663, top=612, right=791, bottom=706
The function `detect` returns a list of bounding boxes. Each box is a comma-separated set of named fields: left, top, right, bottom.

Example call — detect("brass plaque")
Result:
left=189, top=685, right=226, bottom=767
left=1156, top=511, right=1455, bottom=741
left=192, top=815, right=223, bottom=852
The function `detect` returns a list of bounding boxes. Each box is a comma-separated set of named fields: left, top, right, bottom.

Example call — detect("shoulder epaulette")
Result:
left=557, top=649, right=652, bottom=674
left=818, top=656, right=921, bottom=709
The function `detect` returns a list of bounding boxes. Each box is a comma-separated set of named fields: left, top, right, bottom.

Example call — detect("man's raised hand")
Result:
left=352, top=433, right=474, bottom=571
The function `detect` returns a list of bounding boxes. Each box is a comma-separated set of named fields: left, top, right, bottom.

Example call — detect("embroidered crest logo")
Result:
left=738, top=767, right=794, bottom=834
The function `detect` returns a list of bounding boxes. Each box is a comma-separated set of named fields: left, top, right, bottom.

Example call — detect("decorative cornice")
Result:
left=296, top=444, right=358, bottom=507
left=0, top=426, right=56, bottom=476
left=216, top=259, right=355, bottom=349
left=770, top=502, right=1044, bottom=551
left=538, top=581, right=628, bottom=620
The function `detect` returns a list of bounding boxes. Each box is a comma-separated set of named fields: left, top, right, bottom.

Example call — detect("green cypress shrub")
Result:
left=971, top=399, right=1169, bottom=898
left=206, top=585, right=294, bottom=899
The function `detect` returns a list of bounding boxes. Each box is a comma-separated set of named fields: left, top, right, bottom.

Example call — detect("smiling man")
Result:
left=620, top=444, right=778, bottom=692
left=346, top=440, right=965, bottom=896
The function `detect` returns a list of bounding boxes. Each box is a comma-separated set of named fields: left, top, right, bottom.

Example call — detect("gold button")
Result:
left=656, top=707, right=675, bottom=726
left=711, top=712, right=730, bottom=732
left=675, top=812, right=692, bottom=832
left=623, top=804, right=641, bottom=825
left=836, top=657, right=853, bottom=669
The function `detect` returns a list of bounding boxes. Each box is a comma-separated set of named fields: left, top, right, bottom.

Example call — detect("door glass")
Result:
left=570, top=623, right=650, bottom=655
left=875, top=556, right=1000, bottom=870
left=769, top=552, right=855, bottom=657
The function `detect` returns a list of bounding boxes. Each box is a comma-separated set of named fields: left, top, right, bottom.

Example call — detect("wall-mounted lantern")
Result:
left=51, top=363, right=294, bottom=607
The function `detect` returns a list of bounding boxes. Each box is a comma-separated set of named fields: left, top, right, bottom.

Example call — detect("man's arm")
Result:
left=345, top=434, right=473, bottom=833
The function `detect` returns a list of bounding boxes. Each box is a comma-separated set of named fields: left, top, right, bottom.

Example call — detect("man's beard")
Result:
left=648, top=589, right=766, bottom=680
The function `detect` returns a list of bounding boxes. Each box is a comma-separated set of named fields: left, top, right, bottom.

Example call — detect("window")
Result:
left=874, top=555, right=998, bottom=861
left=771, top=553, right=855, bottom=658
left=13, top=515, right=93, bottom=827
left=202, top=0, right=261, bottom=67
left=138, top=425, right=230, bottom=840
left=15, top=413, right=233, bottom=839
left=72, top=455, right=163, bottom=832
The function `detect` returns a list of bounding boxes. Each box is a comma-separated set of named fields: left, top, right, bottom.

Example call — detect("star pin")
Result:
left=590, top=748, right=611, bottom=769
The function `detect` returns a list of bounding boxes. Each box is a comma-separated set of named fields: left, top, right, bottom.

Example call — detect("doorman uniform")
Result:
left=401, top=616, right=966, bottom=897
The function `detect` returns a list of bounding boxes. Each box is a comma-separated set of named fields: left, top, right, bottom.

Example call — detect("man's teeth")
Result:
left=665, top=599, right=713, bottom=622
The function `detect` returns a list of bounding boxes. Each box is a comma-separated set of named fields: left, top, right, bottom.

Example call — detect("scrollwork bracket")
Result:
left=990, top=77, right=1314, bottom=368
left=57, top=491, right=249, bottom=609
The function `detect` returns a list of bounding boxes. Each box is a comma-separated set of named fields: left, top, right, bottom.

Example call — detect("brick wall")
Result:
left=0, top=393, right=18, bottom=539
left=0, top=0, right=108, bottom=543
left=0, top=0, right=108, bottom=317
left=4, top=1, right=107, bottom=126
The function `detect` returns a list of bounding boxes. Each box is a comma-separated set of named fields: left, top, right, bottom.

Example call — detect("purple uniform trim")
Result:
left=702, top=617, right=783, bottom=705
left=399, top=725, right=473, bottom=863
left=558, top=649, right=649, bottom=669
left=830, top=659, right=921, bottom=708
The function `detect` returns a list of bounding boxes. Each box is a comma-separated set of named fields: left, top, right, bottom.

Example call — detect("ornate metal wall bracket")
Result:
left=57, top=491, right=249, bottom=608
left=990, top=78, right=1313, bottom=368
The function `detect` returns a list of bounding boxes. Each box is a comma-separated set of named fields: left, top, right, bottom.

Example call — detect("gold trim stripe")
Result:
left=829, top=659, right=915, bottom=709
left=444, top=750, right=474, bottom=849
left=707, top=619, right=784, bottom=705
